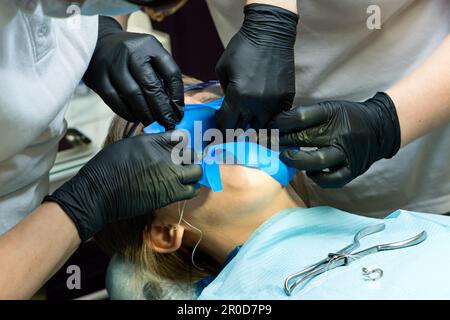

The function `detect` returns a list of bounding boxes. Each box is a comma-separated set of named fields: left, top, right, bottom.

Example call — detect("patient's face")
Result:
left=155, top=164, right=286, bottom=227
left=154, top=84, right=291, bottom=233
left=100, top=81, right=302, bottom=267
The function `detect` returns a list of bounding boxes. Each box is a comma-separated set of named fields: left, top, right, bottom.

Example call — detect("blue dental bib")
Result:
left=144, top=98, right=296, bottom=192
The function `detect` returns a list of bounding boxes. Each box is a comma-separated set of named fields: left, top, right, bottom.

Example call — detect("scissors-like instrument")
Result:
left=284, top=223, right=427, bottom=296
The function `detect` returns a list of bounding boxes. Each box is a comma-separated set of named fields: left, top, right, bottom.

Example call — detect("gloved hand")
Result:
left=215, top=4, right=298, bottom=130
left=83, top=16, right=184, bottom=129
left=270, top=92, right=401, bottom=188
left=44, top=131, right=201, bottom=241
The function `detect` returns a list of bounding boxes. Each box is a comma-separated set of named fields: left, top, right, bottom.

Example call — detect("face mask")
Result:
left=81, top=0, right=140, bottom=16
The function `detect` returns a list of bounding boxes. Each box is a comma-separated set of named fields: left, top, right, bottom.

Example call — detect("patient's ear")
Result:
left=145, top=223, right=185, bottom=254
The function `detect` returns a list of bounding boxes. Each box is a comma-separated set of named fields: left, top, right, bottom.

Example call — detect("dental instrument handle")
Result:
left=354, top=231, right=428, bottom=259
left=336, top=223, right=386, bottom=255
left=378, top=231, right=427, bottom=250
left=285, top=258, right=347, bottom=296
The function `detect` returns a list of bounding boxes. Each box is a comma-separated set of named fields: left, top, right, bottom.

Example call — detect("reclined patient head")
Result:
left=95, top=78, right=305, bottom=287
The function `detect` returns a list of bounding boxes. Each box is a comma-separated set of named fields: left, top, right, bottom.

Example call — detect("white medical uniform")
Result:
left=207, top=0, right=450, bottom=217
left=0, top=1, right=97, bottom=234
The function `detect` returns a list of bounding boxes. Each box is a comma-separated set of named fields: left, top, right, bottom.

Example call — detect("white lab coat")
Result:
left=0, top=1, right=97, bottom=234
left=207, top=0, right=450, bottom=217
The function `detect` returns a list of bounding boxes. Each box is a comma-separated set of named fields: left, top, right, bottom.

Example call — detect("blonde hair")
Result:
left=96, top=117, right=217, bottom=285
left=95, top=77, right=221, bottom=289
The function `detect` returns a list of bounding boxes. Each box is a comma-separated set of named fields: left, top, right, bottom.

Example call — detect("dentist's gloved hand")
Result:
left=83, top=16, right=184, bottom=129
left=44, top=131, right=201, bottom=241
left=215, top=4, right=298, bottom=130
left=270, top=92, right=401, bottom=188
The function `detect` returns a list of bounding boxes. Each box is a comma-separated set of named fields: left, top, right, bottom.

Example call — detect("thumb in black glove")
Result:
left=270, top=92, right=401, bottom=188
left=83, top=16, right=184, bottom=129
left=44, top=131, right=202, bottom=241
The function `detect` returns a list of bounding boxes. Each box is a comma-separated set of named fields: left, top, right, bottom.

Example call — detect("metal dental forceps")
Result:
left=284, top=223, right=427, bottom=296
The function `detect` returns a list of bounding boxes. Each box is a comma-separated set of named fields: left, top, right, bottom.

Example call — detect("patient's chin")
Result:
left=155, top=166, right=284, bottom=224
left=182, top=165, right=285, bottom=223
left=218, top=165, right=283, bottom=210
left=220, top=165, right=279, bottom=190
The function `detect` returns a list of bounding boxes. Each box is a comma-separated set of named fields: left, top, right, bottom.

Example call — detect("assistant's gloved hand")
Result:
left=215, top=4, right=298, bottom=130
left=83, top=16, right=184, bottom=129
left=44, top=131, right=201, bottom=241
left=270, top=92, right=401, bottom=188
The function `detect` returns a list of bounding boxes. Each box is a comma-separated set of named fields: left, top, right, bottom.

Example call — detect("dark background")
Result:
left=152, top=0, right=224, bottom=81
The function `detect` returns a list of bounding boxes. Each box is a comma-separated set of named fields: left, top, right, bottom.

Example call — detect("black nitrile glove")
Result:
left=44, top=131, right=201, bottom=241
left=215, top=4, right=298, bottom=130
left=271, top=92, right=401, bottom=188
left=83, top=16, right=184, bottom=129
